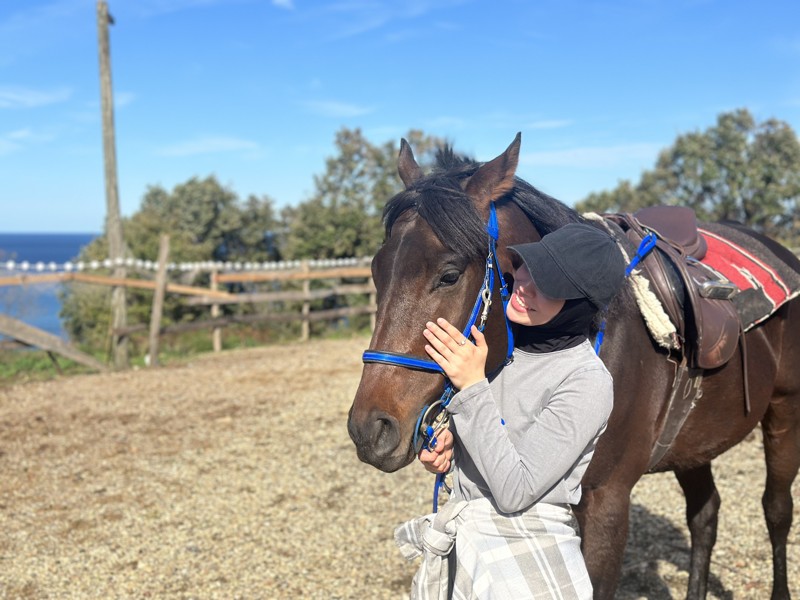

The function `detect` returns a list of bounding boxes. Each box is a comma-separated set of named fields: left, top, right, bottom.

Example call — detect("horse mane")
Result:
left=383, top=145, right=582, bottom=259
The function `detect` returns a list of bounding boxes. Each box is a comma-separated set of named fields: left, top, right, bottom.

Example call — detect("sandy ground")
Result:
left=0, top=337, right=797, bottom=599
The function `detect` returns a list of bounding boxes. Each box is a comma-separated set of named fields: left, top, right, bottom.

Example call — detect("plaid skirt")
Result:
left=395, top=498, right=592, bottom=600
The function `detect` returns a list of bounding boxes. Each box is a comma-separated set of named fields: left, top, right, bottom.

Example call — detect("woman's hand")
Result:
left=423, top=318, right=488, bottom=391
left=419, top=428, right=454, bottom=474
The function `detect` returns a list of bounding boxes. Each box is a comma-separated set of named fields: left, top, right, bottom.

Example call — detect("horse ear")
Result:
left=398, top=138, right=423, bottom=188
left=465, top=132, right=521, bottom=211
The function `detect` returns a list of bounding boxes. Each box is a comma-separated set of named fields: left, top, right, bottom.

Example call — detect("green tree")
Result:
left=281, top=127, right=445, bottom=259
left=575, top=109, right=800, bottom=243
left=60, top=177, right=278, bottom=351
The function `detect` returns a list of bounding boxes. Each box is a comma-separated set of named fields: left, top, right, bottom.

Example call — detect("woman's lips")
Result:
left=510, top=292, right=530, bottom=313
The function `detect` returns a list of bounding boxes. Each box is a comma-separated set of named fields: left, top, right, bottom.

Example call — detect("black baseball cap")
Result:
left=508, top=223, right=625, bottom=309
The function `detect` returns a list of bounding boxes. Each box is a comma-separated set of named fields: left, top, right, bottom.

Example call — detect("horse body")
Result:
left=577, top=279, right=799, bottom=598
left=347, top=135, right=800, bottom=599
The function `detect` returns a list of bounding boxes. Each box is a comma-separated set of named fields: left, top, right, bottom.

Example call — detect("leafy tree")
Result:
left=281, top=127, right=446, bottom=259
left=60, top=177, right=279, bottom=351
left=574, top=179, right=653, bottom=216
left=575, top=109, right=800, bottom=243
left=125, top=176, right=275, bottom=263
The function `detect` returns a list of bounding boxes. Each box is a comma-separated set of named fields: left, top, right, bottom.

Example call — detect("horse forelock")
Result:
left=433, top=145, right=477, bottom=173
left=382, top=147, right=583, bottom=261
left=383, top=180, right=486, bottom=261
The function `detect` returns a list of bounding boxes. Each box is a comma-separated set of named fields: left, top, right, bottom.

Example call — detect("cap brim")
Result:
left=508, top=243, right=585, bottom=300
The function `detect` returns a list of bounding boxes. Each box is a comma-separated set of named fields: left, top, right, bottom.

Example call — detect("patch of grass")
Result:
left=0, top=348, right=95, bottom=385
left=0, top=320, right=374, bottom=384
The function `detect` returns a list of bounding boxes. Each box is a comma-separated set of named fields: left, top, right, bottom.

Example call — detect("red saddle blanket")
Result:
left=699, top=224, right=800, bottom=331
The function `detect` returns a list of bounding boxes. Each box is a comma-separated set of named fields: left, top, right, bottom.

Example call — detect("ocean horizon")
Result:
left=0, top=232, right=99, bottom=340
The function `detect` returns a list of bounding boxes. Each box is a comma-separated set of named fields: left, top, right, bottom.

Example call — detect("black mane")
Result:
left=383, top=145, right=581, bottom=258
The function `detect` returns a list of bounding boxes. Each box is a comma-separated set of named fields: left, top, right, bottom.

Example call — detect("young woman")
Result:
left=395, top=222, right=626, bottom=599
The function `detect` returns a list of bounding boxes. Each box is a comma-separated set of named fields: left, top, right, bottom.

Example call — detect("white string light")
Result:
left=0, top=255, right=372, bottom=274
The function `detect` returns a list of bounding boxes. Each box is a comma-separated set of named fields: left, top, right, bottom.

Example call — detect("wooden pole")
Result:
left=147, top=235, right=170, bottom=367
left=97, top=0, right=128, bottom=369
left=210, top=269, right=222, bottom=352
left=0, top=314, right=108, bottom=372
left=301, top=260, right=310, bottom=342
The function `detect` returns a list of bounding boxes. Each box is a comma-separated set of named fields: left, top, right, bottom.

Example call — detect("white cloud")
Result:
left=7, top=129, right=34, bottom=141
left=520, top=143, right=661, bottom=169
left=157, top=136, right=260, bottom=157
left=115, top=91, right=137, bottom=108
left=312, top=0, right=469, bottom=41
left=424, top=116, right=466, bottom=130
left=364, top=125, right=404, bottom=140
left=303, top=100, right=373, bottom=118
left=0, top=138, right=19, bottom=156
left=272, top=0, right=294, bottom=9
left=0, top=128, right=54, bottom=156
left=135, top=0, right=242, bottom=17
left=0, top=86, right=72, bottom=109
left=526, top=119, right=573, bottom=130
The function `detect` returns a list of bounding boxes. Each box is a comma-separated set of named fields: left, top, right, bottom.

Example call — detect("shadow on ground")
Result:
left=616, top=503, right=733, bottom=599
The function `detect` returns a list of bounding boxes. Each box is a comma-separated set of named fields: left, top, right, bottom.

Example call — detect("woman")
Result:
left=395, top=223, right=626, bottom=599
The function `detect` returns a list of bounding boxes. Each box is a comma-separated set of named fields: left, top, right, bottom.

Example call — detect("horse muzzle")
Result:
left=347, top=407, right=414, bottom=472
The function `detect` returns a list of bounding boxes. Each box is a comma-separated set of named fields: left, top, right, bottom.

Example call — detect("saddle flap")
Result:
left=634, top=206, right=708, bottom=260
left=684, top=260, right=741, bottom=369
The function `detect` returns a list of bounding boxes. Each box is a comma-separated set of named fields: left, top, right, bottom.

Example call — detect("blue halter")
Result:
left=362, top=202, right=515, bottom=455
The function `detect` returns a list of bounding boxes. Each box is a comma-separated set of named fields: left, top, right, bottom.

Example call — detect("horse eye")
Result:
left=438, top=270, right=461, bottom=287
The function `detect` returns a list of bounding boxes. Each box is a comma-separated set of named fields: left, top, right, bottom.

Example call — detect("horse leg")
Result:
left=761, top=397, right=800, bottom=600
left=675, top=464, right=720, bottom=599
left=575, top=484, right=632, bottom=600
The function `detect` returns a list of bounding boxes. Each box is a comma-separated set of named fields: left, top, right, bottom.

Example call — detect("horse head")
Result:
left=348, top=134, right=547, bottom=472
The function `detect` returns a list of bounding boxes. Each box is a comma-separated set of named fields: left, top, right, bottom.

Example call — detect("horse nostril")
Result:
left=370, top=412, right=400, bottom=458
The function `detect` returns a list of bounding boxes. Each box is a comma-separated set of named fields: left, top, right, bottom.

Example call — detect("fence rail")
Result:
left=0, top=252, right=376, bottom=369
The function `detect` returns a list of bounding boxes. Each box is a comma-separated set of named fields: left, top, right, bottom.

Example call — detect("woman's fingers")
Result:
left=423, top=327, right=451, bottom=356
left=426, top=319, right=469, bottom=350
left=419, top=427, right=454, bottom=474
left=436, top=317, right=468, bottom=346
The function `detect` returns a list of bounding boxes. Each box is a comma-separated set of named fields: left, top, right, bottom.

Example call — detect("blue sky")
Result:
left=1, top=0, right=799, bottom=233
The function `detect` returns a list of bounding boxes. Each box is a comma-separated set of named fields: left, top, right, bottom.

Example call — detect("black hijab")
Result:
left=514, top=297, right=598, bottom=354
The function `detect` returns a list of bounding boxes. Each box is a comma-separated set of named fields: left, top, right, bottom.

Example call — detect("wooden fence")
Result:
left=0, top=243, right=375, bottom=368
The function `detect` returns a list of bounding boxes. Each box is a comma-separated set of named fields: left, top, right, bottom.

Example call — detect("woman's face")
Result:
left=506, top=264, right=566, bottom=326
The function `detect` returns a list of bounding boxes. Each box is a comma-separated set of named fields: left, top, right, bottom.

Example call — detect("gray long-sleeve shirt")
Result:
left=446, top=340, right=614, bottom=514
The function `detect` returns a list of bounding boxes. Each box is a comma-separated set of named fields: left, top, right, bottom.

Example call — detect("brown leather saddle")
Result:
left=605, top=205, right=741, bottom=370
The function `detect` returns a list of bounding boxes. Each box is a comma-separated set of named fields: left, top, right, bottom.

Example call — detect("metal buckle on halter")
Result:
left=413, top=387, right=455, bottom=452
left=479, top=285, right=492, bottom=329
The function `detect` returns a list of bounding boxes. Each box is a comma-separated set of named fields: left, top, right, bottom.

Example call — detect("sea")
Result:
left=0, top=233, right=98, bottom=340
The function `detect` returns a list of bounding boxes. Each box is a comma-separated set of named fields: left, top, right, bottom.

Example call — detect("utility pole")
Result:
left=97, top=0, right=128, bottom=368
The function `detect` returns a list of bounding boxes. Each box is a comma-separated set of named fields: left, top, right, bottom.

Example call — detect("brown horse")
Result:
left=347, top=134, right=800, bottom=599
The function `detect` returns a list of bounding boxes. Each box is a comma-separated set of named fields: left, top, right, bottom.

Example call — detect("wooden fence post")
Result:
left=210, top=269, right=221, bottom=352
left=301, top=260, right=310, bottom=342
left=148, top=234, right=170, bottom=367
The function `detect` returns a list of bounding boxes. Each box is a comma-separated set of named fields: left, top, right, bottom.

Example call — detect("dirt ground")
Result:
left=0, top=337, right=797, bottom=599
